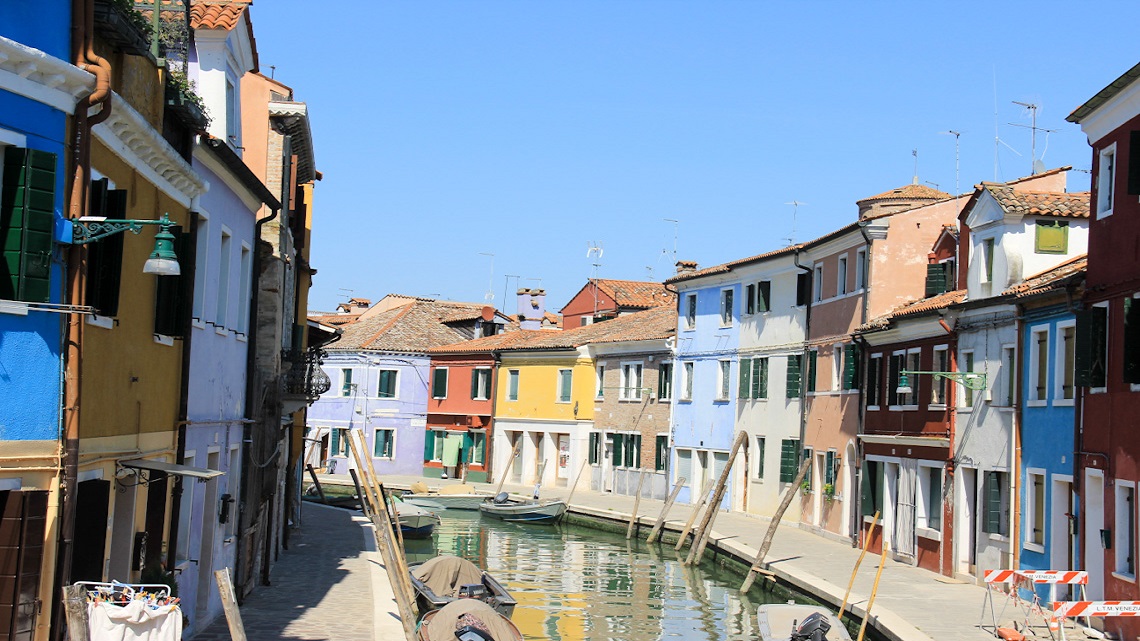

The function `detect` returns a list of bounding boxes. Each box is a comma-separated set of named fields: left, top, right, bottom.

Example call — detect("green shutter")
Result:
left=1129, top=131, right=1140, bottom=195
left=424, top=429, right=436, bottom=460
left=1075, top=307, right=1108, bottom=387
left=0, top=147, right=56, bottom=303
left=1035, top=220, right=1069, bottom=254
left=589, top=433, right=598, bottom=465
left=752, top=358, right=763, bottom=399
left=1125, top=298, right=1140, bottom=384
left=803, top=448, right=812, bottom=490
left=984, top=471, right=1002, bottom=534
left=861, top=464, right=874, bottom=516
left=843, top=344, right=858, bottom=390
left=471, top=368, right=479, bottom=399
left=779, top=439, right=799, bottom=483
left=612, top=434, right=623, bottom=467
left=432, top=367, right=448, bottom=398
left=330, top=428, right=340, bottom=457
left=462, top=431, right=475, bottom=463
left=825, top=450, right=835, bottom=486
left=153, top=225, right=186, bottom=337
left=786, top=355, right=802, bottom=398
left=807, top=351, right=817, bottom=393
left=758, top=281, right=771, bottom=312
left=756, top=437, right=765, bottom=479
left=739, top=358, right=751, bottom=399
left=925, top=263, right=947, bottom=297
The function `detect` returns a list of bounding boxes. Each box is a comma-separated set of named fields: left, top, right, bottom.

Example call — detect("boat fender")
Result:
left=493, top=492, right=510, bottom=505
left=995, top=628, right=1025, bottom=641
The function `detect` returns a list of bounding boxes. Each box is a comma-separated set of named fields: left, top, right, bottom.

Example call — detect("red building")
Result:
left=561, top=279, right=674, bottom=328
left=1067, top=62, right=1140, bottom=625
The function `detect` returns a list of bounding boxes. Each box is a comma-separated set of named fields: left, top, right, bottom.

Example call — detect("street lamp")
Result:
left=896, top=370, right=987, bottom=396
left=71, top=213, right=180, bottom=275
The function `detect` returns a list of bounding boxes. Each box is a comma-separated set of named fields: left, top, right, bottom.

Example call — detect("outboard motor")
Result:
left=493, top=492, right=510, bottom=505
left=790, top=612, right=832, bottom=641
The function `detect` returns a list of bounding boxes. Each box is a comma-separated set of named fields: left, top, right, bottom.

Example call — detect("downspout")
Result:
left=55, top=0, right=112, bottom=637
left=855, top=223, right=874, bottom=545
left=489, top=350, right=501, bottom=484
left=793, top=248, right=813, bottom=480
left=940, top=313, right=956, bottom=578
left=1012, top=306, right=1025, bottom=572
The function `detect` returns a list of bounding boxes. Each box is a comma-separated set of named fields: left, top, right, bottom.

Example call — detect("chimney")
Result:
left=516, top=288, right=546, bottom=330
left=675, top=260, right=698, bottom=275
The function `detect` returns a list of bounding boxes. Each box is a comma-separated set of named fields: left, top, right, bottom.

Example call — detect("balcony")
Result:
left=282, top=349, right=331, bottom=407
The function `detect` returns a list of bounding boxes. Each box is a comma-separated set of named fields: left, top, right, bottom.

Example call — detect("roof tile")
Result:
left=592, top=279, right=676, bottom=309
left=983, top=185, right=1090, bottom=218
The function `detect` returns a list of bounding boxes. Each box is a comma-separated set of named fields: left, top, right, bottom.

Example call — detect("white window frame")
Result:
left=430, top=429, right=445, bottom=463
left=916, top=461, right=944, bottom=539
left=341, top=368, right=354, bottom=397
left=557, top=368, right=573, bottom=403
left=1114, top=480, right=1137, bottom=581
left=999, top=344, right=1017, bottom=407
left=376, top=368, right=400, bottom=399
left=1054, top=320, right=1077, bottom=406
left=469, top=430, right=487, bottom=465
left=472, top=367, right=492, bottom=401
left=832, top=345, right=842, bottom=391
left=716, top=360, right=731, bottom=401
left=1097, top=142, right=1117, bottom=219
left=720, top=288, right=734, bottom=327
left=432, top=366, right=449, bottom=400
left=681, top=361, right=694, bottom=401
left=838, top=255, right=848, bottom=295
left=855, top=248, right=867, bottom=291
left=867, top=354, right=882, bottom=410
left=890, top=348, right=920, bottom=410
left=595, top=363, right=605, bottom=400
left=1024, top=468, right=1047, bottom=553
left=620, top=362, right=643, bottom=401
left=958, top=349, right=976, bottom=409
left=675, top=448, right=692, bottom=487
left=658, top=361, right=673, bottom=401
left=507, top=369, right=520, bottom=402
left=930, top=345, right=949, bottom=408
left=215, top=226, right=232, bottom=333
left=685, top=294, right=697, bottom=330
left=373, top=427, right=396, bottom=460
left=191, top=211, right=210, bottom=327
left=813, top=263, right=824, bottom=302
left=237, top=242, right=252, bottom=336
left=1028, top=326, right=1050, bottom=407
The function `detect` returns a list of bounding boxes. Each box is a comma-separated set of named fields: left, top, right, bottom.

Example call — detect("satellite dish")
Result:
left=1032, top=159, right=1047, bottom=175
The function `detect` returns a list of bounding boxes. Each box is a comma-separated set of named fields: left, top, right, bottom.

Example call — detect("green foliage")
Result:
left=166, top=68, right=211, bottom=128
left=111, top=0, right=154, bottom=40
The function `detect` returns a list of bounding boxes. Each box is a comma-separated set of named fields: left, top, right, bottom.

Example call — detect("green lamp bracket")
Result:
left=899, top=369, right=988, bottom=392
left=71, top=213, right=173, bottom=245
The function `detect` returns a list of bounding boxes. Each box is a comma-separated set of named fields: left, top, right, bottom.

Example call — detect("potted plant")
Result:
left=165, top=69, right=210, bottom=130
left=93, top=0, right=152, bottom=57
left=800, top=478, right=811, bottom=493
left=822, top=483, right=836, bottom=502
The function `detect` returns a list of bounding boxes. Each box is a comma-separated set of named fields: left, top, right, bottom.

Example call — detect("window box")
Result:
left=165, top=71, right=209, bottom=131
left=93, top=0, right=153, bottom=58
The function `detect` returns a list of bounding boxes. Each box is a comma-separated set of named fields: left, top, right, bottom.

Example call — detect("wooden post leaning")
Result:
left=306, top=464, right=328, bottom=504
left=350, top=429, right=414, bottom=607
left=740, top=457, right=812, bottom=593
left=856, top=541, right=890, bottom=641
left=346, top=430, right=418, bottom=639
left=626, top=469, right=651, bottom=539
left=685, top=430, right=749, bottom=566
left=493, top=438, right=523, bottom=497
left=646, top=477, right=686, bottom=544
left=61, top=584, right=90, bottom=641
left=838, top=511, right=880, bottom=622
left=214, top=568, right=249, bottom=641
left=565, top=459, right=589, bottom=507
left=674, top=479, right=715, bottom=551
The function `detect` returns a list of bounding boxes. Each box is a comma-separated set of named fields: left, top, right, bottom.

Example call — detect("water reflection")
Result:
left=404, top=512, right=785, bottom=641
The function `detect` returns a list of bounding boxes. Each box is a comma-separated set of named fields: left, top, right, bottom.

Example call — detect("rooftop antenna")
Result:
left=941, top=130, right=962, bottom=195
left=645, top=265, right=654, bottom=280
left=1010, top=100, right=1058, bottom=175
left=925, top=180, right=940, bottom=190
left=662, top=219, right=678, bottom=265
left=586, top=242, right=604, bottom=319
left=503, top=274, right=521, bottom=314
left=783, top=201, right=805, bottom=245
left=912, top=148, right=919, bottom=184
left=478, top=252, right=494, bottom=303
left=269, top=65, right=276, bottom=79
left=337, top=287, right=355, bottom=300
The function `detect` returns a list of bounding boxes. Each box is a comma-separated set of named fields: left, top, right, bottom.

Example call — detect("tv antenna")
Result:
left=478, top=252, right=494, bottom=303
left=941, top=130, right=962, bottom=195
left=503, top=274, right=521, bottom=313
left=337, top=287, right=355, bottom=300
left=783, top=201, right=806, bottom=245
left=1009, top=100, right=1057, bottom=175
left=992, top=68, right=1022, bottom=181
left=662, top=218, right=679, bottom=265
left=912, top=148, right=919, bottom=184
left=925, top=180, right=940, bottom=190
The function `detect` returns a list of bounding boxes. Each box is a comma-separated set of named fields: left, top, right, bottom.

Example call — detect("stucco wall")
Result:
left=867, top=198, right=965, bottom=319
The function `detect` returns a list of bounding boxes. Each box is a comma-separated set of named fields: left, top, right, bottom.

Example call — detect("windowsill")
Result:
left=153, top=334, right=174, bottom=346
left=235, top=333, right=248, bottom=343
left=863, top=515, right=879, bottom=524
left=555, top=400, right=572, bottom=404
left=888, top=405, right=919, bottom=411
left=751, top=478, right=764, bottom=484
left=988, top=533, right=1010, bottom=543
left=1131, top=384, right=1140, bottom=393
left=928, top=403, right=947, bottom=411
left=719, top=323, right=733, bottom=329
left=679, top=398, right=693, bottom=403
left=507, top=398, right=518, bottom=403
left=192, top=319, right=206, bottom=329
left=917, top=527, right=942, bottom=542
left=432, top=397, right=447, bottom=401
left=215, top=325, right=228, bottom=336
left=997, top=406, right=1016, bottom=413
left=223, top=537, right=235, bottom=545
left=683, top=326, right=696, bottom=332
left=1097, top=208, right=1114, bottom=220
left=1112, top=572, right=1137, bottom=584
left=1053, top=398, right=1075, bottom=407
left=714, top=398, right=730, bottom=403
left=957, top=405, right=974, bottom=412
left=1090, top=387, right=1107, bottom=395
left=1023, top=542, right=1046, bottom=554
left=87, top=314, right=114, bottom=329
left=1026, top=400, right=1048, bottom=408
left=619, top=398, right=645, bottom=403
left=867, top=405, right=880, bottom=412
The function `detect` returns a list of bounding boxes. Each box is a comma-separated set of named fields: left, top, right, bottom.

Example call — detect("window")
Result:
left=745, top=283, right=756, bottom=315
left=225, top=78, right=238, bottom=142
left=919, top=466, right=942, bottom=531
left=588, top=432, right=600, bottom=465
left=341, top=368, right=354, bottom=396
left=374, top=428, right=394, bottom=459
left=1126, top=297, right=1140, bottom=386
left=907, top=350, right=921, bottom=404
left=1029, top=328, right=1050, bottom=404
left=580, top=316, right=591, bottom=327
left=471, top=368, right=491, bottom=400
left=757, top=281, right=771, bottom=312
left=685, top=294, right=697, bottom=329
left=595, top=365, right=605, bottom=399
left=621, top=363, right=643, bottom=401
left=658, top=362, right=673, bottom=400
left=813, top=264, right=824, bottom=302
left=1035, top=220, right=1069, bottom=254
left=1000, top=346, right=1016, bottom=406
left=1057, top=323, right=1076, bottom=400
left=1076, top=304, right=1108, bottom=388
left=779, top=439, right=800, bottom=483
left=192, top=215, right=208, bottom=320
left=655, top=435, right=669, bottom=471
left=931, top=346, right=949, bottom=406
left=625, top=434, right=641, bottom=468
left=717, top=360, right=731, bottom=400
left=801, top=447, right=813, bottom=491
left=796, top=272, right=811, bottom=307
left=982, top=470, right=1010, bottom=536
left=855, top=248, right=867, bottom=290
left=1026, top=471, right=1045, bottom=547
left=739, top=357, right=751, bottom=399
left=960, top=351, right=976, bottom=407
left=980, top=238, right=996, bottom=294
left=431, top=367, right=448, bottom=399
left=889, top=351, right=917, bottom=407
left=427, top=430, right=445, bottom=462
left=681, top=362, right=694, bottom=401
left=752, top=357, right=768, bottom=399
left=842, top=344, right=859, bottom=391
left=153, top=223, right=187, bottom=338
left=786, top=354, right=802, bottom=398
left=329, top=428, right=349, bottom=457
left=1117, top=483, right=1136, bottom=577
left=0, top=147, right=55, bottom=304
left=806, top=350, right=817, bottom=393
left=469, top=431, right=486, bottom=465
left=832, top=346, right=842, bottom=390
left=824, top=450, right=836, bottom=489
left=377, top=369, right=397, bottom=398
left=676, top=449, right=692, bottom=486
left=720, top=289, right=734, bottom=326
left=84, top=178, right=125, bottom=317
left=236, top=244, right=251, bottom=334
left=861, top=460, right=883, bottom=517
left=925, top=262, right=953, bottom=297
left=215, top=229, right=232, bottom=328
left=507, top=369, right=519, bottom=401
left=867, top=354, right=882, bottom=408
left=1097, top=143, right=1116, bottom=217
left=838, top=256, right=848, bottom=295
left=755, top=437, right=766, bottom=479
left=557, top=369, right=573, bottom=403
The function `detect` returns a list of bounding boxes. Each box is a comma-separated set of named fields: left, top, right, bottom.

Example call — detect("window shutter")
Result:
left=1129, top=131, right=1140, bottom=195
left=153, top=225, right=185, bottom=337
left=1035, top=220, right=1069, bottom=254
left=796, top=273, right=810, bottom=306
left=752, top=359, right=764, bottom=399
left=758, top=281, right=771, bottom=312
left=612, top=434, right=623, bottom=467
left=779, top=439, right=798, bottom=483
left=925, top=263, right=947, bottom=297
left=86, top=229, right=124, bottom=316
left=589, top=433, right=598, bottom=465
left=634, top=434, right=642, bottom=468
left=825, top=451, right=835, bottom=486
left=786, top=355, right=802, bottom=398
left=738, top=358, right=751, bottom=399
left=471, top=368, right=479, bottom=399
left=807, top=351, right=817, bottom=393
left=861, top=465, right=874, bottom=516
left=843, top=344, right=858, bottom=390
left=984, top=471, right=1002, bottom=534
left=1, top=147, right=56, bottom=303
left=1125, top=298, right=1140, bottom=384
left=1075, top=307, right=1108, bottom=387
left=330, top=429, right=340, bottom=457
left=423, top=429, right=436, bottom=460
left=432, top=368, right=448, bottom=398
left=745, top=284, right=755, bottom=315
left=756, top=437, right=765, bottom=479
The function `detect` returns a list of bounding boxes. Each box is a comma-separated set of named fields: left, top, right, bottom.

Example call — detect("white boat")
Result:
left=756, top=604, right=852, bottom=641
left=477, top=493, right=568, bottom=524
left=403, top=482, right=489, bottom=511
left=393, top=498, right=442, bottom=538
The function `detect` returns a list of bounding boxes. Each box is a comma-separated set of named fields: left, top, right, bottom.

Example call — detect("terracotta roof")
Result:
left=591, top=279, right=676, bottom=309
left=1068, top=62, right=1140, bottom=124
left=308, top=312, right=363, bottom=327
left=331, top=300, right=491, bottom=352
left=857, top=182, right=951, bottom=204
left=982, top=185, right=1090, bottom=218
left=188, top=1, right=259, bottom=71
left=1003, top=255, right=1087, bottom=299
left=665, top=244, right=804, bottom=284
left=859, top=289, right=967, bottom=332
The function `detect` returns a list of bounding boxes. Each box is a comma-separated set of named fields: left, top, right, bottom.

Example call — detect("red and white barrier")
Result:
left=1053, top=601, right=1140, bottom=618
left=1017, top=570, right=1088, bottom=585
left=984, top=569, right=1019, bottom=584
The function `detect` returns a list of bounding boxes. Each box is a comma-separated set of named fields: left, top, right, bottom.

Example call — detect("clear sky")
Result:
left=251, top=2, right=1138, bottom=316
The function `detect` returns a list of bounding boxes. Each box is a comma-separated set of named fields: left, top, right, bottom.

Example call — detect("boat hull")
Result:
left=756, top=604, right=852, bottom=641
left=409, top=565, right=517, bottom=618
left=404, top=494, right=487, bottom=511
left=478, top=499, right=568, bottom=524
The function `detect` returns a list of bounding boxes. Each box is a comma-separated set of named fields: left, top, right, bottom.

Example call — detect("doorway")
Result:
left=957, top=467, right=978, bottom=575
left=603, top=435, right=615, bottom=492
left=196, top=451, right=221, bottom=621
left=510, top=433, right=523, bottom=483
left=72, top=479, right=110, bottom=582
left=107, top=478, right=137, bottom=581
left=1084, top=470, right=1105, bottom=599
left=1051, top=475, right=1075, bottom=599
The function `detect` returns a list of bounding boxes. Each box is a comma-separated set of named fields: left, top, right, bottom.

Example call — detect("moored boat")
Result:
left=756, top=604, right=852, bottom=641
left=395, top=498, right=442, bottom=538
left=403, top=482, right=489, bottom=511
left=409, top=555, right=517, bottom=618
left=418, top=599, right=523, bottom=641
left=477, top=492, right=568, bottom=524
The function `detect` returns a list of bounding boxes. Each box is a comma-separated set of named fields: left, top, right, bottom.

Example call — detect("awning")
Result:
left=120, top=459, right=224, bottom=480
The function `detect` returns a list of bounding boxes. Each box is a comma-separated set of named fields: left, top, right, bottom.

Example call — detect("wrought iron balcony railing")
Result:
left=282, top=349, right=331, bottom=400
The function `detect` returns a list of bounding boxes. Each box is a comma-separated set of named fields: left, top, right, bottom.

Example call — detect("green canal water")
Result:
left=403, top=510, right=864, bottom=641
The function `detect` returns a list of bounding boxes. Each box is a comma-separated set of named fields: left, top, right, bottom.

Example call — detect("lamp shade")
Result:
left=895, top=373, right=912, bottom=396
left=144, top=214, right=180, bottom=275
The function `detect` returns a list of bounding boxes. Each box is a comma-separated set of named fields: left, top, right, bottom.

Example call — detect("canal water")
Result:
left=403, top=511, right=844, bottom=641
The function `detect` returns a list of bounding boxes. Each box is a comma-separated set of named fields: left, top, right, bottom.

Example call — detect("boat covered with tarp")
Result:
left=409, top=555, right=516, bottom=618
left=404, top=481, right=489, bottom=511
left=418, top=599, right=523, bottom=641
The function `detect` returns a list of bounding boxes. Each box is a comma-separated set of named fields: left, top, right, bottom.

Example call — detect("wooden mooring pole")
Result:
left=685, top=431, right=748, bottom=566
left=215, top=568, right=248, bottom=641
left=626, top=469, right=650, bottom=539
left=839, top=511, right=880, bottom=622
left=740, top=457, right=811, bottom=593
left=674, top=479, right=714, bottom=551
left=493, top=438, right=523, bottom=496
left=646, top=477, right=686, bottom=544
left=856, top=542, right=890, bottom=641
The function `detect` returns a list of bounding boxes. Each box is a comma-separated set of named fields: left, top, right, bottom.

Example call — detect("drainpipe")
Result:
left=793, top=248, right=813, bottom=480
left=55, top=0, right=112, bottom=637
left=854, top=223, right=874, bottom=546
left=489, top=350, right=501, bottom=484
left=1012, top=309, right=1024, bottom=572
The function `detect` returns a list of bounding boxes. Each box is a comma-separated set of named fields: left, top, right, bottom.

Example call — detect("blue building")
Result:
left=664, top=261, right=742, bottom=507
left=1014, top=257, right=1087, bottom=601
left=0, top=5, right=96, bottom=640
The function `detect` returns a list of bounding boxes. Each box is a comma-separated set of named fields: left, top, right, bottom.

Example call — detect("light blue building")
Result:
left=664, top=263, right=742, bottom=507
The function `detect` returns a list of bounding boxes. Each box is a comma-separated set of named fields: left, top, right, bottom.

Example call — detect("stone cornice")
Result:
left=92, top=92, right=208, bottom=207
left=0, top=36, right=95, bottom=112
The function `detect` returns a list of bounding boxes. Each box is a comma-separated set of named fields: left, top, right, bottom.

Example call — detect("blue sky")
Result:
left=252, top=2, right=1138, bottom=316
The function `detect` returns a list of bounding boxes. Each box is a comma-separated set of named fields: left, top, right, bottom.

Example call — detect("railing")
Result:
left=282, top=349, right=331, bottom=400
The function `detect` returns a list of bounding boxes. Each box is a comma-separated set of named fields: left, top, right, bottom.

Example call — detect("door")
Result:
left=108, top=479, right=137, bottom=580
left=533, top=433, right=545, bottom=485
left=197, top=452, right=221, bottom=621
left=696, top=451, right=709, bottom=504
left=557, top=434, right=570, bottom=485
left=1051, top=477, right=1075, bottom=599
left=0, top=491, right=48, bottom=641
left=957, top=467, right=978, bottom=575
left=1084, top=470, right=1105, bottom=600
left=603, top=435, right=615, bottom=492
left=72, top=480, right=110, bottom=582
left=712, top=451, right=729, bottom=509
left=511, top=433, right=523, bottom=483
left=895, top=459, right=917, bottom=559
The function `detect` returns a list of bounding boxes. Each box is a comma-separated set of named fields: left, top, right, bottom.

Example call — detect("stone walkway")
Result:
left=192, top=502, right=375, bottom=641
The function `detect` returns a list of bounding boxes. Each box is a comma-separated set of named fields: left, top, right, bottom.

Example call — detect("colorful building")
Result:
left=561, top=278, right=673, bottom=328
